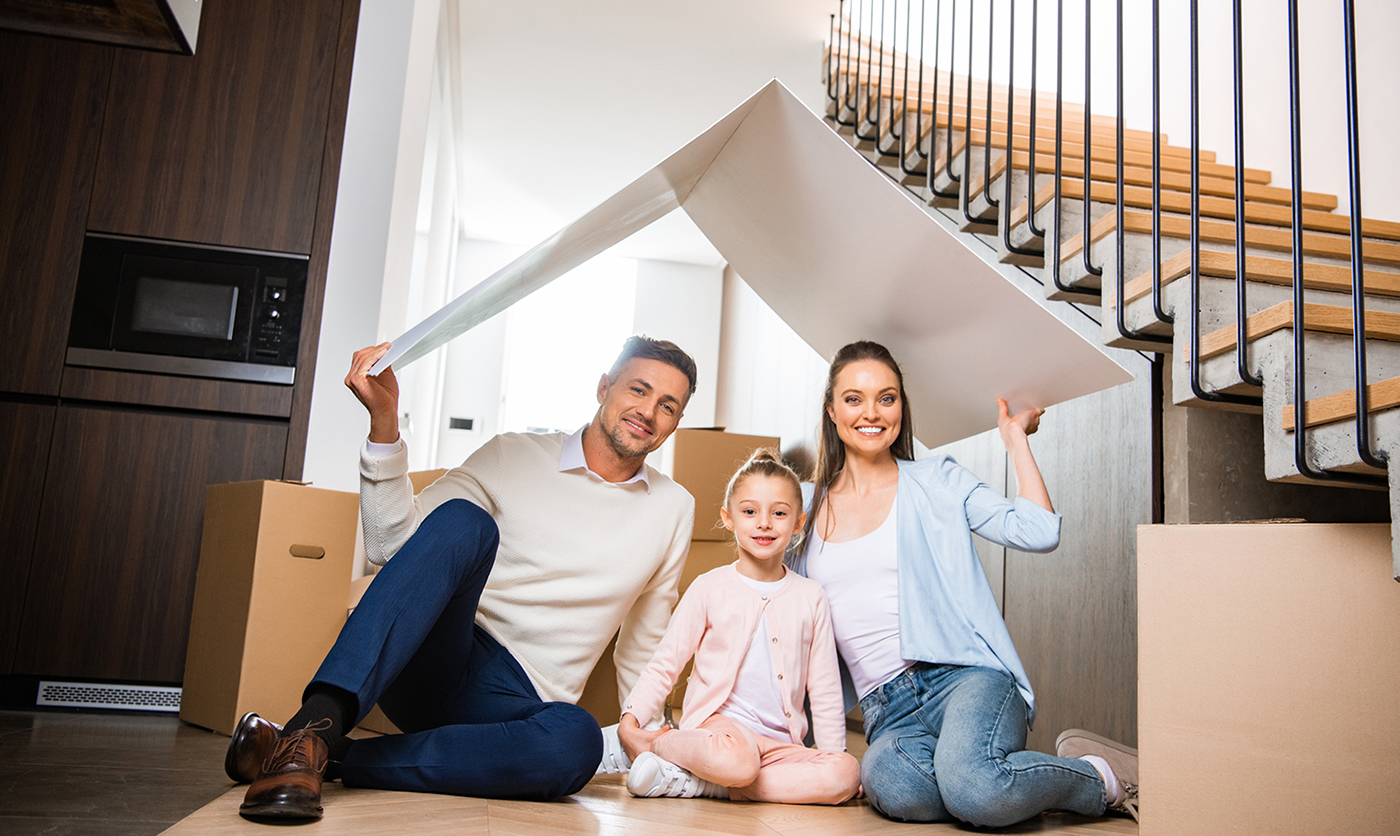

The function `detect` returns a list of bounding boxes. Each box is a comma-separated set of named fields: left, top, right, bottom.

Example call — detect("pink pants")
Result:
left=651, top=714, right=861, bottom=805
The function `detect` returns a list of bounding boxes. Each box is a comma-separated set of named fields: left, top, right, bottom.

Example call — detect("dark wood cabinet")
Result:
left=0, top=34, right=111, bottom=397
left=87, top=0, right=346, bottom=254
left=14, top=406, right=288, bottom=682
left=0, top=0, right=360, bottom=686
left=0, top=402, right=57, bottom=673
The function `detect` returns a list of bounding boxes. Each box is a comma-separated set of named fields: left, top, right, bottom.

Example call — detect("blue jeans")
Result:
left=859, top=663, right=1106, bottom=826
left=308, top=499, right=602, bottom=799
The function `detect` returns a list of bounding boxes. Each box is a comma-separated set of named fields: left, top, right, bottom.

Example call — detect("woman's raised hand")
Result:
left=345, top=342, right=401, bottom=443
left=996, top=397, right=1044, bottom=448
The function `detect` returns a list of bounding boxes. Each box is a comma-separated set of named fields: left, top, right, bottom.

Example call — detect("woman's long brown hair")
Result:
left=796, top=341, right=916, bottom=556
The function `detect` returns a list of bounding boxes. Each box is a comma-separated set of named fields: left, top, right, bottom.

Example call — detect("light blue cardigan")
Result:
left=792, top=455, right=1062, bottom=726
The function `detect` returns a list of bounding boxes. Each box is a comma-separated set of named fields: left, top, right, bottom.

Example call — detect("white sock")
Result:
left=1080, top=754, right=1120, bottom=805
left=695, top=777, right=728, bottom=799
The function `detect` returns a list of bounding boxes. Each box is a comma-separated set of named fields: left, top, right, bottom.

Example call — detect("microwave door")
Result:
left=110, top=254, right=257, bottom=363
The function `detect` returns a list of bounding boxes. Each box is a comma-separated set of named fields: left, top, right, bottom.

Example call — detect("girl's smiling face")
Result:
left=827, top=359, right=904, bottom=458
left=721, top=473, right=805, bottom=576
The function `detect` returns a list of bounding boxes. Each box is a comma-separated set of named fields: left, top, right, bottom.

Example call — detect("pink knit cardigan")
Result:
left=621, top=563, right=847, bottom=751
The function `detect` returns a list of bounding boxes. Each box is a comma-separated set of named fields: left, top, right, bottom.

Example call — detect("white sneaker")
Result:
left=625, top=752, right=724, bottom=799
left=595, top=723, right=632, bottom=775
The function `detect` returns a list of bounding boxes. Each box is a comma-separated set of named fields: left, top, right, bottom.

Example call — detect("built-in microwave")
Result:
left=67, top=233, right=309, bottom=385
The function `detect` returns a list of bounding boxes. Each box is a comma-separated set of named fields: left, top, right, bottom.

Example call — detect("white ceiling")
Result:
left=454, top=0, right=835, bottom=266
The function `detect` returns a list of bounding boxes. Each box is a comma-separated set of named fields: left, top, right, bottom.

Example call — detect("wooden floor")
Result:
left=0, top=709, right=1135, bottom=835
left=165, top=774, right=1139, bottom=836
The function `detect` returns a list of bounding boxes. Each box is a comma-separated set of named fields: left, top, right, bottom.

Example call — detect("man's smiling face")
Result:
left=594, top=357, right=689, bottom=461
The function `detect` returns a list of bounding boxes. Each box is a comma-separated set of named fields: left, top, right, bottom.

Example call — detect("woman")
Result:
left=789, top=340, right=1138, bottom=826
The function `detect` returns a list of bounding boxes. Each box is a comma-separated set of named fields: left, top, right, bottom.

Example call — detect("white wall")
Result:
left=301, top=0, right=442, bottom=492
left=714, top=266, right=830, bottom=460
left=634, top=259, right=724, bottom=428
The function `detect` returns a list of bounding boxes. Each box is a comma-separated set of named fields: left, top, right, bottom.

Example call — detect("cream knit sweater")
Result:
left=358, top=431, right=694, bottom=708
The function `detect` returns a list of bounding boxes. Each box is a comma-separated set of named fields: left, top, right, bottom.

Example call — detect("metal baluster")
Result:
left=960, top=1, right=980, bottom=224
left=1003, top=0, right=1043, bottom=257
left=827, top=10, right=840, bottom=109
left=1188, top=0, right=1256, bottom=405
left=943, top=0, right=960, bottom=188
left=855, top=0, right=883, bottom=142
left=864, top=0, right=895, bottom=148
left=1149, top=0, right=1172, bottom=324
left=980, top=0, right=999, bottom=210
left=1114, top=0, right=1170, bottom=345
left=1233, top=0, right=1263, bottom=387
left=1081, top=0, right=1102, bottom=278
left=871, top=0, right=902, bottom=158
left=1026, top=0, right=1047, bottom=240
left=1048, top=0, right=1088, bottom=296
left=927, top=0, right=961, bottom=199
left=837, top=0, right=863, bottom=127
left=900, top=0, right=931, bottom=176
left=890, top=0, right=909, bottom=154
left=1343, top=0, right=1385, bottom=470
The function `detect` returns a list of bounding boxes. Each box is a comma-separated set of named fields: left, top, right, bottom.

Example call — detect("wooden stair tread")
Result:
left=989, top=150, right=1334, bottom=211
left=1020, top=178, right=1400, bottom=241
left=1193, top=300, right=1400, bottom=361
left=1281, top=376, right=1400, bottom=431
left=939, top=132, right=1264, bottom=186
left=828, top=61, right=1102, bottom=120
left=1123, top=250, right=1400, bottom=305
left=884, top=100, right=1144, bottom=151
left=1060, top=211, right=1400, bottom=268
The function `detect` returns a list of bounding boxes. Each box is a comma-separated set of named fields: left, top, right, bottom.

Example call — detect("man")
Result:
left=225, top=336, right=697, bottom=820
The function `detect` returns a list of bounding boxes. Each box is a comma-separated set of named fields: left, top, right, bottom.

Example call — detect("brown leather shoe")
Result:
left=224, top=712, right=283, bottom=783
left=239, top=722, right=330, bottom=821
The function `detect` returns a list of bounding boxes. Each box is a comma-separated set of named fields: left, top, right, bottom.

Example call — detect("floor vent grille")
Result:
left=36, top=681, right=181, bottom=712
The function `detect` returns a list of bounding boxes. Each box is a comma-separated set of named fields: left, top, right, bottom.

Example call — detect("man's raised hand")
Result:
left=345, top=343, right=401, bottom=444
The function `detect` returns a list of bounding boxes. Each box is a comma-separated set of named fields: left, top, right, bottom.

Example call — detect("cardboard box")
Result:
left=180, top=480, right=358, bottom=735
left=1138, top=523, right=1400, bottom=836
left=664, top=429, right=780, bottom=540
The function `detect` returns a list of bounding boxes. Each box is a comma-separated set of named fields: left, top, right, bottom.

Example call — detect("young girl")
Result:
left=616, top=449, right=861, bottom=805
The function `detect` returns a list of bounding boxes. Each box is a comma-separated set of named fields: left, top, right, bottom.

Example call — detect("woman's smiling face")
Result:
left=827, top=359, right=903, bottom=457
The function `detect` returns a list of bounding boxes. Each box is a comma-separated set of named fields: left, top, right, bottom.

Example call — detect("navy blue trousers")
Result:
left=308, top=499, right=603, bottom=799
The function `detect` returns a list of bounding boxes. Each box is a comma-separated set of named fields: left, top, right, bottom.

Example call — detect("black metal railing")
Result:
left=821, top=0, right=1387, bottom=486
left=1114, top=0, right=1171, bottom=345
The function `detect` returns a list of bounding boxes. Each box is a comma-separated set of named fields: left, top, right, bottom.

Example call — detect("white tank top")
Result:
left=716, top=573, right=792, bottom=740
left=806, top=501, right=913, bottom=700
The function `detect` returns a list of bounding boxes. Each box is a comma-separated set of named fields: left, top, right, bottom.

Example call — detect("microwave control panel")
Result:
left=253, top=277, right=295, bottom=364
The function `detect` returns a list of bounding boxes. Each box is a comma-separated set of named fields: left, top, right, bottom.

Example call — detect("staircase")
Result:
left=823, top=3, right=1400, bottom=580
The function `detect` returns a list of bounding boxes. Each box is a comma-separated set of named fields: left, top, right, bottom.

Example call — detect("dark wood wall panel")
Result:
left=0, top=402, right=57, bottom=674
left=15, top=407, right=287, bottom=682
left=0, top=34, right=111, bottom=397
left=60, top=367, right=293, bottom=418
left=87, top=0, right=344, bottom=253
left=1003, top=366, right=1153, bottom=754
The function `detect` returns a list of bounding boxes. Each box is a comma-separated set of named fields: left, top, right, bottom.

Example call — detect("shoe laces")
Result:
left=1109, top=781, right=1139, bottom=822
left=262, top=719, right=331, bottom=774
